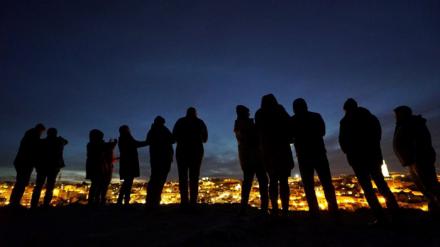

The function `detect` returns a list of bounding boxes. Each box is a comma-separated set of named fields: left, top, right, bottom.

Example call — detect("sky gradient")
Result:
left=1, top=0, right=439, bottom=180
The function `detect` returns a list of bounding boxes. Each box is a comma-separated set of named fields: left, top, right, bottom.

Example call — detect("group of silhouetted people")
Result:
left=10, top=124, right=68, bottom=209
left=83, top=107, right=208, bottom=209
left=235, top=94, right=438, bottom=224
left=8, top=96, right=439, bottom=224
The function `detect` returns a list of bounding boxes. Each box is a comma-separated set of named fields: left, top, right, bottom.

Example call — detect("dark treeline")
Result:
left=8, top=95, right=440, bottom=225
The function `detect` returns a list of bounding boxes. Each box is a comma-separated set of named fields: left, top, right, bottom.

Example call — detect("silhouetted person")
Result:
left=255, top=94, right=294, bottom=216
left=234, top=105, right=269, bottom=215
left=146, top=116, right=174, bottom=209
left=86, top=129, right=117, bottom=205
left=31, top=128, right=68, bottom=208
left=339, top=98, right=399, bottom=224
left=393, top=106, right=440, bottom=215
left=101, top=137, right=117, bottom=205
left=290, top=98, right=338, bottom=216
left=173, top=107, right=208, bottom=207
left=9, top=123, right=46, bottom=207
left=117, top=125, right=147, bottom=205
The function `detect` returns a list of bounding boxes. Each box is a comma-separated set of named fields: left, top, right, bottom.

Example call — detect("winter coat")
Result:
left=146, top=124, right=174, bottom=167
left=339, top=107, right=383, bottom=167
left=37, top=136, right=68, bottom=173
left=86, top=140, right=117, bottom=180
left=255, top=104, right=294, bottom=176
left=393, top=115, right=436, bottom=167
left=14, top=128, right=43, bottom=169
left=173, top=116, right=208, bottom=164
left=290, top=111, right=327, bottom=161
left=86, top=141, right=104, bottom=180
left=118, top=135, right=147, bottom=179
left=234, top=118, right=262, bottom=171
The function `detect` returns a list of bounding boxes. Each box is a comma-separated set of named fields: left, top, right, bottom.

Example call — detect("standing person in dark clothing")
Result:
left=255, top=94, right=294, bottom=216
left=9, top=123, right=46, bottom=207
left=290, top=98, right=338, bottom=216
left=31, top=128, right=68, bottom=208
left=146, top=116, right=174, bottom=209
left=100, top=137, right=117, bottom=205
left=234, top=105, right=269, bottom=215
left=173, top=107, right=208, bottom=208
left=86, top=129, right=117, bottom=206
left=86, top=129, right=104, bottom=206
left=393, top=106, right=439, bottom=215
left=339, top=98, right=399, bottom=224
left=117, top=125, right=147, bottom=206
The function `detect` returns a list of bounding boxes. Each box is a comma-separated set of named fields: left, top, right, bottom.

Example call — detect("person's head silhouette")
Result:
left=47, top=128, right=58, bottom=138
left=261, top=94, right=278, bottom=109
left=394, top=105, right=413, bottom=123
left=293, top=98, right=308, bottom=115
left=236, top=105, right=250, bottom=119
left=343, top=98, right=358, bottom=113
left=154, top=116, right=166, bottom=126
left=89, top=129, right=104, bottom=142
left=186, top=107, right=197, bottom=118
left=35, top=123, right=46, bottom=136
left=119, top=125, right=130, bottom=136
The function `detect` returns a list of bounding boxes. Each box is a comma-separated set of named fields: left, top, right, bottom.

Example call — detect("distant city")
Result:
left=0, top=171, right=433, bottom=212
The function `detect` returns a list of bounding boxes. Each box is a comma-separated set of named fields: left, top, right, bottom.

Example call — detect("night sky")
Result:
left=1, top=0, right=439, bottom=180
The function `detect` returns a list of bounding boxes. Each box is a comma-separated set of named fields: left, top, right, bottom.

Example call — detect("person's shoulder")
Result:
left=23, top=128, right=34, bottom=137
left=197, top=117, right=206, bottom=125
left=277, top=104, right=287, bottom=113
left=174, top=117, right=186, bottom=126
left=411, top=115, right=427, bottom=127
left=357, top=107, right=372, bottom=116
left=308, top=111, right=322, bottom=119
left=340, top=114, right=348, bottom=124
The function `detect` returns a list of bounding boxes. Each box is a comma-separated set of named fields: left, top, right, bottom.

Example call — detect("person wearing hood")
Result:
left=117, top=125, right=148, bottom=205
left=339, top=98, right=399, bottom=224
left=255, top=94, right=294, bottom=216
left=145, top=116, right=175, bottom=209
left=31, top=128, right=68, bottom=208
left=234, top=105, right=269, bottom=215
left=393, top=105, right=439, bottom=215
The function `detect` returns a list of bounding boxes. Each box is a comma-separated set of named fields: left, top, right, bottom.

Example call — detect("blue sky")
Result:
left=1, top=0, right=439, bottom=180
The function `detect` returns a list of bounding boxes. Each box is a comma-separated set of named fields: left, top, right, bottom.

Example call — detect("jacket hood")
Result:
left=397, top=115, right=426, bottom=126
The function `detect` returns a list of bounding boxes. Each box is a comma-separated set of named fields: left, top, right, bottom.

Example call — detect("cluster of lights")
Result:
left=0, top=172, right=431, bottom=212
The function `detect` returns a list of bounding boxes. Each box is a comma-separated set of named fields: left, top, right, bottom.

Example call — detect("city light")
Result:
left=381, top=160, right=390, bottom=177
left=0, top=173, right=432, bottom=212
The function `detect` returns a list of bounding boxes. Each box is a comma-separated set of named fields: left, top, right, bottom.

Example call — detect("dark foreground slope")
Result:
left=0, top=204, right=439, bottom=247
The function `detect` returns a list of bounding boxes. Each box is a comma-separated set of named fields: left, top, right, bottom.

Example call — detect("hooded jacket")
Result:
left=339, top=107, right=383, bottom=167
left=393, top=115, right=436, bottom=167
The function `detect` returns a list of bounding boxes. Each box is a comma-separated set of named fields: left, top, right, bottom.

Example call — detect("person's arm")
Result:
left=338, top=120, right=347, bottom=153
left=172, top=120, right=181, bottom=143
left=145, top=130, right=152, bottom=146
left=280, top=106, right=293, bottom=142
left=59, top=136, right=68, bottom=145
left=371, top=115, right=382, bottom=142
left=317, top=114, right=326, bottom=137
left=201, top=120, right=208, bottom=143
left=134, top=138, right=148, bottom=148
left=166, top=128, right=176, bottom=144
left=233, top=120, right=242, bottom=141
